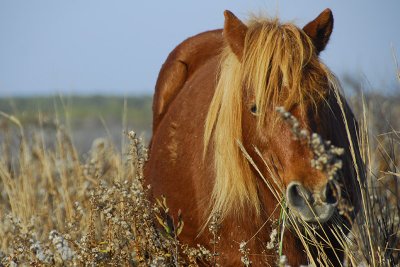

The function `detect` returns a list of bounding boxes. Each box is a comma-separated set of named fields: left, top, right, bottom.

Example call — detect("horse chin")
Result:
left=290, top=203, right=337, bottom=225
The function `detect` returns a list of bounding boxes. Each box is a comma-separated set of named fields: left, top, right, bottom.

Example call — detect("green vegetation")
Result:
left=0, top=95, right=153, bottom=154
left=0, top=95, right=152, bottom=131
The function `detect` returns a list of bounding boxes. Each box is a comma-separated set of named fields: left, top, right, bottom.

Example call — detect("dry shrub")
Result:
left=0, top=90, right=399, bottom=267
left=0, top=115, right=211, bottom=266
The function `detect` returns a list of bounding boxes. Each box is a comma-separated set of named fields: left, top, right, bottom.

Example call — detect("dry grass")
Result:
left=0, top=115, right=212, bottom=266
left=0, top=90, right=399, bottom=266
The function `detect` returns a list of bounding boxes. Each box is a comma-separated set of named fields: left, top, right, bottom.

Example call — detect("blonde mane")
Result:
left=204, top=16, right=339, bottom=222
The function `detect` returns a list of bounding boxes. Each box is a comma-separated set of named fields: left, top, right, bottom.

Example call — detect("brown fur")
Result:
left=303, top=8, right=334, bottom=54
left=152, top=29, right=223, bottom=134
left=223, top=10, right=247, bottom=60
left=145, top=9, right=362, bottom=266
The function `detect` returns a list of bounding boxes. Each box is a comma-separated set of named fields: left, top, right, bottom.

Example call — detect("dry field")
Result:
left=0, top=91, right=399, bottom=266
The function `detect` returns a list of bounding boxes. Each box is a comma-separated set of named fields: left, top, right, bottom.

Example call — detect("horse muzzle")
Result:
left=286, top=180, right=341, bottom=223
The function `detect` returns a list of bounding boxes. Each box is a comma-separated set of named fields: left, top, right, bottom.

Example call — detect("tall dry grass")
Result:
left=0, top=113, right=212, bottom=265
left=0, top=89, right=399, bottom=266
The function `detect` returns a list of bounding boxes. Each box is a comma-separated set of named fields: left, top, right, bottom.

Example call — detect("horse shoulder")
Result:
left=152, top=29, right=223, bottom=133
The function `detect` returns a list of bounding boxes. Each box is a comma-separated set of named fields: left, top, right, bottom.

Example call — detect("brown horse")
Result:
left=145, top=9, right=363, bottom=266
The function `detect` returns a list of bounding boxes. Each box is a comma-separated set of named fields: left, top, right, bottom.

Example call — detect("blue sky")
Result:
left=0, top=0, right=399, bottom=96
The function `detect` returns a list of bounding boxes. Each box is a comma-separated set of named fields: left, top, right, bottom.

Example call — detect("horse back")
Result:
left=152, top=29, right=223, bottom=135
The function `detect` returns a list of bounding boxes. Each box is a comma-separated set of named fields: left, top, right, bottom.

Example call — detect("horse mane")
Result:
left=203, top=16, right=340, bottom=222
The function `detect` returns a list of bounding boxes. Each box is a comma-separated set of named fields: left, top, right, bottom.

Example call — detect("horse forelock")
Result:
left=203, top=15, right=341, bottom=224
left=243, top=17, right=337, bottom=125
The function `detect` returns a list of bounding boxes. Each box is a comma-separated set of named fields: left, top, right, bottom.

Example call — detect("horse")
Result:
left=144, top=9, right=363, bottom=266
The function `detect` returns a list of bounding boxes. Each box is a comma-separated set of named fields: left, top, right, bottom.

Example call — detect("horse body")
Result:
left=146, top=53, right=295, bottom=266
left=145, top=9, right=362, bottom=266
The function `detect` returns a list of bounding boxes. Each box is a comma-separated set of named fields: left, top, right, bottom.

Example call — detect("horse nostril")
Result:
left=287, top=181, right=338, bottom=222
left=286, top=183, right=310, bottom=208
left=323, top=180, right=340, bottom=205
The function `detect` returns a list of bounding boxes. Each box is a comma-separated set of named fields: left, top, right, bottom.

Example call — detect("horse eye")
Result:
left=250, top=104, right=257, bottom=114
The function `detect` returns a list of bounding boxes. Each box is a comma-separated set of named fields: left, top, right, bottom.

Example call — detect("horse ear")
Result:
left=303, top=8, right=334, bottom=54
left=223, top=10, right=248, bottom=60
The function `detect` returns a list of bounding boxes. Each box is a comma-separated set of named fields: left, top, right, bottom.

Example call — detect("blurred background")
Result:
left=0, top=0, right=399, bottom=153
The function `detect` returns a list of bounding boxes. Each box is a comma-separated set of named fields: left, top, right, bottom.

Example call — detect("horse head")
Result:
left=205, top=9, right=360, bottom=225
